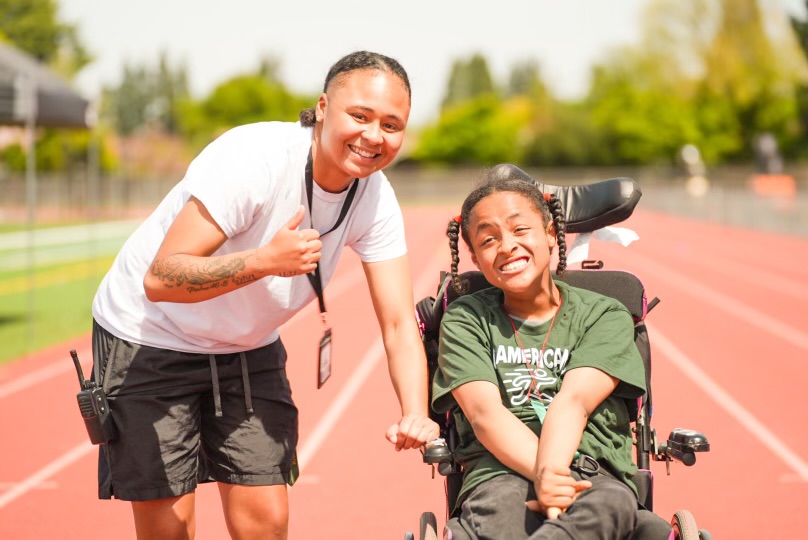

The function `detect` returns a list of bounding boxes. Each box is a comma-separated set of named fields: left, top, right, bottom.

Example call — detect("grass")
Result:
left=0, top=257, right=114, bottom=365
left=0, top=221, right=89, bottom=234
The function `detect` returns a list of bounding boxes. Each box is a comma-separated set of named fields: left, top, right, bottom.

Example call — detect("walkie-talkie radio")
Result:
left=70, top=349, right=116, bottom=444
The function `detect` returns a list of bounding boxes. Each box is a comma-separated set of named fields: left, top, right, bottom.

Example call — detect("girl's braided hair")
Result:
left=299, top=50, right=411, bottom=126
left=446, top=167, right=567, bottom=294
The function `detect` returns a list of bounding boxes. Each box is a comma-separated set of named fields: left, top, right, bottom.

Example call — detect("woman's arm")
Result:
left=451, top=380, right=542, bottom=480
left=362, top=255, right=440, bottom=450
left=144, top=198, right=322, bottom=303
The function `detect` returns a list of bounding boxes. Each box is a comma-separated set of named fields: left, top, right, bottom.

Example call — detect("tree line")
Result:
left=1, top=0, right=807, bottom=173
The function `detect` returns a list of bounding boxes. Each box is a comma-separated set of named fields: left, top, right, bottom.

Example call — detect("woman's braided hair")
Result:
left=446, top=167, right=567, bottom=294
left=299, top=50, right=411, bottom=126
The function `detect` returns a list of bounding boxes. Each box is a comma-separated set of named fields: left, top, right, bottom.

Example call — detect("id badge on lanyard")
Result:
left=530, top=397, right=547, bottom=424
left=505, top=296, right=562, bottom=424
left=304, top=148, right=357, bottom=388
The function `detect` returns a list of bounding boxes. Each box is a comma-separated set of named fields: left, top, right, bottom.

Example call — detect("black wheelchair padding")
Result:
left=488, top=164, right=642, bottom=234
left=557, top=270, right=646, bottom=322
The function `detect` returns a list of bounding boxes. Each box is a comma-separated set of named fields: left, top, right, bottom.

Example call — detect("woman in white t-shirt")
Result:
left=90, top=50, right=438, bottom=540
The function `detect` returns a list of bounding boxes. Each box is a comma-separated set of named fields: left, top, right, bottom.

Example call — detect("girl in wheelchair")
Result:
left=431, top=170, right=671, bottom=539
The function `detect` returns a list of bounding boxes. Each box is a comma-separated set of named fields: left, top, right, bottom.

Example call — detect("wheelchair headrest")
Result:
left=488, top=164, right=641, bottom=234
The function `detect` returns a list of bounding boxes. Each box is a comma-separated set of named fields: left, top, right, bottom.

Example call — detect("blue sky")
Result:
left=59, top=0, right=806, bottom=127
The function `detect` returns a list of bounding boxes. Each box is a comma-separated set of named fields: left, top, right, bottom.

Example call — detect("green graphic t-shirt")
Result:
left=431, top=280, right=645, bottom=508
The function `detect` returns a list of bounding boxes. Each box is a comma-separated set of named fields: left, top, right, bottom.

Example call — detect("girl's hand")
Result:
left=525, top=464, right=591, bottom=518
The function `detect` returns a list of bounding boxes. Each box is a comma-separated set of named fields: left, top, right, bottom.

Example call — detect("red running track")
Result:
left=0, top=205, right=806, bottom=539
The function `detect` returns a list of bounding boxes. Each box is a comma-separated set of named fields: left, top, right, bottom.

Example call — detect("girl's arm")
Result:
left=451, top=380, right=541, bottom=480
left=363, top=256, right=440, bottom=450
left=534, top=366, right=619, bottom=517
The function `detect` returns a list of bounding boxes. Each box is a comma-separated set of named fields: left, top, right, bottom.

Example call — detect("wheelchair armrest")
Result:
left=423, top=438, right=460, bottom=477
left=660, top=428, right=710, bottom=466
left=423, top=438, right=452, bottom=465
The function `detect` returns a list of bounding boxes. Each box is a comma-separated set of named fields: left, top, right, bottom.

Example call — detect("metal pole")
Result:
left=86, top=102, right=99, bottom=300
left=24, top=75, right=38, bottom=353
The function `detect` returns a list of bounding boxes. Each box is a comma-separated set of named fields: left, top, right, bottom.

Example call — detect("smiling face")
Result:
left=468, top=191, right=557, bottom=301
left=313, top=69, right=410, bottom=191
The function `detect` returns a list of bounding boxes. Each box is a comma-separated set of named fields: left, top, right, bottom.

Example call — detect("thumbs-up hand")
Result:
left=257, top=206, right=322, bottom=277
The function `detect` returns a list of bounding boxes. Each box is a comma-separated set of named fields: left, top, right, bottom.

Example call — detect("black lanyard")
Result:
left=304, top=148, right=358, bottom=313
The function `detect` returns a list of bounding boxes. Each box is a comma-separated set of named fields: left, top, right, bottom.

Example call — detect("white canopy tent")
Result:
left=0, top=41, right=91, bottom=128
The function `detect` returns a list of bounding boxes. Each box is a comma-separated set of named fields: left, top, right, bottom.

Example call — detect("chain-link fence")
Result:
left=1, top=164, right=806, bottom=236
left=388, top=165, right=808, bottom=237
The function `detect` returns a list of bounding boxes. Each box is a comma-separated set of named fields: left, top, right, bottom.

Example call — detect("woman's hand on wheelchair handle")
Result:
left=385, top=413, right=441, bottom=451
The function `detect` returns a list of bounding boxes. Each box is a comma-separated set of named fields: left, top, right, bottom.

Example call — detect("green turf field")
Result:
left=0, top=220, right=135, bottom=365
left=0, top=257, right=115, bottom=364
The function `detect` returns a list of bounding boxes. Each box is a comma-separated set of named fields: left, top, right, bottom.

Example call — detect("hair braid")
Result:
left=446, top=219, right=466, bottom=294
left=299, top=108, right=316, bottom=127
left=547, top=194, right=567, bottom=276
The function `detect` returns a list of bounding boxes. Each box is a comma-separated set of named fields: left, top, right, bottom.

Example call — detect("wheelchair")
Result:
left=406, top=168, right=711, bottom=540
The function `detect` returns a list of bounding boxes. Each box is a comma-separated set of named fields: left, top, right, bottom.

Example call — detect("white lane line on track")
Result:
left=639, top=244, right=808, bottom=301
left=297, top=338, right=385, bottom=473
left=0, top=267, right=367, bottom=510
left=0, top=442, right=94, bottom=509
left=0, top=481, right=58, bottom=490
left=650, top=323, right=808, bottom=481
left=629, top=252, right=808, bottom=352
left=0, top=267, right=367, bottom=401
left=0, top=220, right=141, bottom=250
left=0, top=238, right=448, bottom=509
left=0, top=350, right=91, bottom=399
left=296, top=243, right=447, bottom=474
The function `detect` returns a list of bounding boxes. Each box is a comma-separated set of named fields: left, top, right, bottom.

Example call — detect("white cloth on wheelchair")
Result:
left=567, top=227, right=640, bottom=265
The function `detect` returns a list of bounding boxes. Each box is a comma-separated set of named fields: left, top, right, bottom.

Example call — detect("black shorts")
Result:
left=92, top=321, right=298, bottom=501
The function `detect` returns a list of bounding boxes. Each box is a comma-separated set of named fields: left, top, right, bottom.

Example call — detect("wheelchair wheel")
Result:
left=698, top=529, right=712, bottom=540
left=419, top=511, right=439, bottom=540
left=671, top=510, right=699, bottom=540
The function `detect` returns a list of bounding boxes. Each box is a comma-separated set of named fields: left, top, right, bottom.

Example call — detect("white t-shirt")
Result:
left=92, top=122, right=407, bottom=353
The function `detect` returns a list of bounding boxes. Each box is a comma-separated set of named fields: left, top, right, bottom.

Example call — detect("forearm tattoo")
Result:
left=150, top=256, right=252, bottom=294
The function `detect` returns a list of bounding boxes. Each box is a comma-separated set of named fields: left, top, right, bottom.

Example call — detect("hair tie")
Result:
left=543, top=193, right=552, bottom=201
left=453, top=215, right=462, bottom=224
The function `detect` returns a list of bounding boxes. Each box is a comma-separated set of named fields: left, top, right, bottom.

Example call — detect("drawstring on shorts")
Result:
left=239, top=352, right=254, bottom=414
left=209, top=354, right=223, bottom=417
left=208, top=352, right=254, bottom=417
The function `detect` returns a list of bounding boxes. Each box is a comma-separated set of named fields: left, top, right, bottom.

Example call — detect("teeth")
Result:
left=500, top=259, right=528, bottom=272
left=351, top=145, right=376, bottom=158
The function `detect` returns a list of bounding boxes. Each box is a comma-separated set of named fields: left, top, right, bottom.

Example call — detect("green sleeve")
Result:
left=566, top=306, right=645, bottom=398
left=431, top=300, right=497, bottom=414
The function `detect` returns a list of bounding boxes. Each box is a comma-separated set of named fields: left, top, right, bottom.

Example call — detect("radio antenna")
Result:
left=70, top=349, right=87, bottom=389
